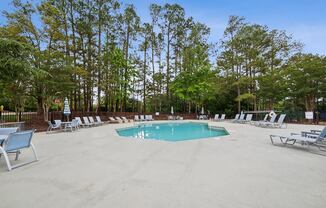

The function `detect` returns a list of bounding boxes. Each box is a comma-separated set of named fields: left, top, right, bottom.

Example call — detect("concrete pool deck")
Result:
left=0, top=120, right=325, bottom=208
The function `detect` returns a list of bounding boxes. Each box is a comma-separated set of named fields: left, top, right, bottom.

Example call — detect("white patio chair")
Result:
left=95, top=116, right=104, bottom=125
left=88, top=116, right=100, bottom=126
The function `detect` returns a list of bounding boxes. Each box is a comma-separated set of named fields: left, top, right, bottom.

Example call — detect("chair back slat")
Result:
left=246, top=114, right=253, bottom=121
left=88, top=117, right=95, bottom=123
left=96, top=116, right=102, bottom=122
left=263, top=114, right=268, bottom=121
left=83, top=117, right=90, bottom=124
left=277, top=114, right=286, bottom=124
left=270, top=114, right=277, bottom=123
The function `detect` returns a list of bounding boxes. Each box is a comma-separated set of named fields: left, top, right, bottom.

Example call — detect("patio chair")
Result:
left=213, top=114, right=219, bottom=121
left=54, top=120, right=62, bottom=127
left=220, top=114, right=226, bottom=121
left=239, top=114, right=253, bottom=124
left=88, top=116, right=101, bottom=126
left=260, top=114, right=286, bottom=128
left=134, top=115, right=140, bottom=122
left=231, top=114, right=240, bottom=122
left=0, top=130, right=38, bottom=171
left=115, top=117, right=125, bottom=123
left=47, top=121, right=61, bottom=133
left=83, top=117, right=94, bottom=127
left=234, top=114, right=245, bottom=123
left=63, top=119, right=79, bottom=132
left=76, top=117, right=91, bottom=128
left=109, top=117, right=120, bottom=124
left=95, top=116, right=105, bottom=125
left=139, top=115, right=145, bottom=121
left=145, top=115, right=154, bottom=121
left=121, top=116, right=130, bottom=122
left=270, top=127, right=326, bottom=151
left=255, top=114, right=277, bottom=127
left=250, top=114, right=268, bottom=125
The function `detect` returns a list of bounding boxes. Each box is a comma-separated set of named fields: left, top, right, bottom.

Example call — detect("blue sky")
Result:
left=1, top=0, right=325, bottom=54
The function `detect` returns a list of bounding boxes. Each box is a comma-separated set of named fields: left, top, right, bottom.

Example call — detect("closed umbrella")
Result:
left=201, top=107, right=204, bottom=115
left=63, top=98, right=71, bottom=121
left=171, top=106, right=174, bottom=115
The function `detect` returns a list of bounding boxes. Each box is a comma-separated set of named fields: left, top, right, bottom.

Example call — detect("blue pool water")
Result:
left=116, top=122, right=228, bottom=142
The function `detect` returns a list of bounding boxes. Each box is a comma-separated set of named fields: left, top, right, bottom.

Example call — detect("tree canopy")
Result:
left=0, top=1, right=325, bottom=120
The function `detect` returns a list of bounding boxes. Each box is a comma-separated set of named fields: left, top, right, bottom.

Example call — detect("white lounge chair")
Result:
left=0, top=130, right=38, bottom=171
left=139, top=115, right=145, bottom=121
left=54, top=120, right=62, bottom=129
left=88, top=116, right=101, bottom=126
left=234, top=114, right=245, bottom=123
left=260, top=114, right=286, bottom=128
left=63, top=119, right=79, bottom=132
left=220, top=114, right=226, bottom=121
left=239, top=114, right=253, bottom=124
left=270, top=127, right=326, bottom=151
left=109, top=117, right=120, bottom=123
left=134, top=115, right=140, bottom=122
left=231, top=114, right=240, bottom=122
left=121, top=116, right=130, bottom=122
left=95, top=116, right=105, bottom=125
left=83, top=117, right=94, bottom=127
left=213, top=114, right=219, bottom=121
left=145, top=115, right=154, bottom=121
left=47, top=121, right=61, bottom=133
left=251, top=114, right=268, bottom=125
left=76, top=117, right=91, bottom=128
left=256, top=114, right=277, bottom=127
left=115, top=117, right=125, bottom=123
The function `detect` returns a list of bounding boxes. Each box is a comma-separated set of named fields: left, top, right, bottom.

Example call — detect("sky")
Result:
left=1, top=0, right=325, bottom=55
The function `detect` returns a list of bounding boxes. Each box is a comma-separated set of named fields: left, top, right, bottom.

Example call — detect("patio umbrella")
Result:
left=201, top=107, right=204, bottom=115
left=63, top=97, right=71, bottom=121
left=171, top=106, right=174, bottom=115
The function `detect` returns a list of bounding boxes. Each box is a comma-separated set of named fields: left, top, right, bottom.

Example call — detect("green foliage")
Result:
left=0, top=1, right=325, bottom=118
left=171, top=66, right=216, bottom=107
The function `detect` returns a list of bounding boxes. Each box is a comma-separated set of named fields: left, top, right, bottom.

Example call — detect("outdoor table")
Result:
left=60, top=122, right=72, bottom=130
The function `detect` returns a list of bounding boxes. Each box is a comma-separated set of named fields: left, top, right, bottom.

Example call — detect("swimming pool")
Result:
left=116, top=122, right=229, bottom=142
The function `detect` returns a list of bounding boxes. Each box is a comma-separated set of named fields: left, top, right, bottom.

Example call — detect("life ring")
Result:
left=269, top=111, right=276, bottom=118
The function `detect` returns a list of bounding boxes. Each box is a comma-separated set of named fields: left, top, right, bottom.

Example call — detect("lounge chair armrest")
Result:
left=301, top=131, right=319, bottom=137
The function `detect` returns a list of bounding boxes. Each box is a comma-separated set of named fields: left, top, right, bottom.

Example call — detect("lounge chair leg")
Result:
left=270, top=135, right=275, bottom=144
left=0, top=146, right=12, bottom=171
left=15, top=150, right=21, bottom=161
left=30, top=143, right=39, bottom=161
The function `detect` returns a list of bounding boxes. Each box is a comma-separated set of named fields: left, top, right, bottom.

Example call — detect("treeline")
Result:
left=0, top=0, right=325, bottom=121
